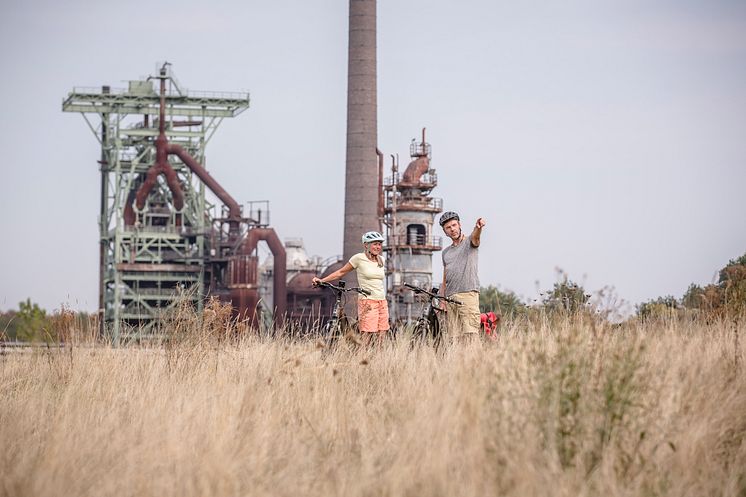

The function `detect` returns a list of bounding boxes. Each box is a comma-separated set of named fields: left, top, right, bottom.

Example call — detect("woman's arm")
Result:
left=312, top=262, right=354, bottom=286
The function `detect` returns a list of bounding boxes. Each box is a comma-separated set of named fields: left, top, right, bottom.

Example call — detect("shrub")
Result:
left=541, top=277, right=590, bottom=315
left=480, top=285, right=526, bottom=318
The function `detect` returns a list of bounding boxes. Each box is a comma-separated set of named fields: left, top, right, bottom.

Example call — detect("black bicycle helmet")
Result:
left=439, top=211, right=460, bottom=227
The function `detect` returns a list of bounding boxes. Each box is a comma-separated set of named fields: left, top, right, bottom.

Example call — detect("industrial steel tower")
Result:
left=383, top=130, right=443, bottom=322
left=62, top=65, right=258, bottom=341
left=343, top=0, right=379, bottom=264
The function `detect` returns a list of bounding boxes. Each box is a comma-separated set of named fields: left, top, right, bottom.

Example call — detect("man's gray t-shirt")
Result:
left=442, top=237, right=480, bottom=297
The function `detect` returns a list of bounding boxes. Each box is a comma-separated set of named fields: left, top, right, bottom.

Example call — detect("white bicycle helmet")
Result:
left=361, top=231, right=385, bottom=243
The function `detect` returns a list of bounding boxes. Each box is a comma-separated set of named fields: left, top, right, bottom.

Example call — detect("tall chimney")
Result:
left=343, top=0, right=378, bottom=265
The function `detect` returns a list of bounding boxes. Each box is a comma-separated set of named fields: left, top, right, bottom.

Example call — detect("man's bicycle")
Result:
left=315, top=280, right=369, bottom=348
left=404, top=283, right=462, bottom=346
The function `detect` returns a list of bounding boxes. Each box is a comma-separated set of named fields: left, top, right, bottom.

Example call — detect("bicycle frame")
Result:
left=405, top=283, right=462, bottom=345
left=315, top=281, right=369, bottom=346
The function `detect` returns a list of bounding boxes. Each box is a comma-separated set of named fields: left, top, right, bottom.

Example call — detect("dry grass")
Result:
left=1, top=313, right=745, bottom=497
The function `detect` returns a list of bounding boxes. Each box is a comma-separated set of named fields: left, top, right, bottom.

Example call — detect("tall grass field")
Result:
left=1, top=312, right=744, bottom=496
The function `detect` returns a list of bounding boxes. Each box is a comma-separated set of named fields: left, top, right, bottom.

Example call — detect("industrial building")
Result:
left=62, top=64, right=288, bottom=341
left=62, top=0, right=443, bottom=336
left=383, top=129, right=443, bottom=323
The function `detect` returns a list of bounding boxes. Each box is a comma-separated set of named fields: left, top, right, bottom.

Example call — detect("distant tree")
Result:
left=724, top=253, right=746, bottom=268
left=676, top=251, right=746, bottom=319
left=480, top=285, right=525, bottom=318
left=636, top=295, right=679, bottom=320
left=16, top=299, right=50, bottom=342
left=681, top=284, right=705, bottom=309
left=640, top=251, right=746, bottom=321
left=0, top=310, right=19, bottom=341
left=718, top=252, right=746, bottom=316
left=541, top=277, right=590, bottom=314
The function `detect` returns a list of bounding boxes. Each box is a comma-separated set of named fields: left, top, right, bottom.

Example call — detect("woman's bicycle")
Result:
left=315, top=280, right=369, bottom=348
left=404, top=283, right=462, bottom=347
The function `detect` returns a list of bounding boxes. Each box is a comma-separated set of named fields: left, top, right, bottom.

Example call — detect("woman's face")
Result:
left=366, top=241, right=383, bottom=255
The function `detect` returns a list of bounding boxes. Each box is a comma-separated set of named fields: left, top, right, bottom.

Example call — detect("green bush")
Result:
left=541, top=277, right=590, bottom=315
left=479, top=285, right=526, bottom=317
left=15, top=299, right=51, bottom=342
left=636, top=296, right=678, bottom=321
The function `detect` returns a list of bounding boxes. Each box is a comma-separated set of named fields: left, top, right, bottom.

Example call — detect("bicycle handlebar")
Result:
left=316, top=281, right=370, bottom=296
left=404, top=283, right=462, bottom=305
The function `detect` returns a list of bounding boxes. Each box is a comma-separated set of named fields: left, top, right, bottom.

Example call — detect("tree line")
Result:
left=3, top=251, right=744, bottom=341
left=636, top=252, right=746, bottom=320
left=0, top=300, right=96, bottom=342
left=479, top=251, right=746, bottom=321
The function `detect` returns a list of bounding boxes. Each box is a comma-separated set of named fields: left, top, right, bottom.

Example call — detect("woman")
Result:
left=312, top=231, right=389, bottom=340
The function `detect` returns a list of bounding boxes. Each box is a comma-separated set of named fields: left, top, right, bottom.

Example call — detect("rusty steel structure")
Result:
left=63, top=64, right=286, bottom=341
left=258, top=241, right=343, bottom=332
left=383, top=129, right=443, bottom=323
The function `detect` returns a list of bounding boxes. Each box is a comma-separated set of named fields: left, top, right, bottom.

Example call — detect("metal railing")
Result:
left=410, top=141, right=431, bottom=158
left=392, top=197, right=443, bottom=212
left=68, top=86, right=250, bottom=101
left=384, top=172, right=438, bottom=188
left=386, top=235, right=442, bottom=249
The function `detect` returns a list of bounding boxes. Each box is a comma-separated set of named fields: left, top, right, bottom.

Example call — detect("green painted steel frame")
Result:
left=63, top=77, right=250, bottom=343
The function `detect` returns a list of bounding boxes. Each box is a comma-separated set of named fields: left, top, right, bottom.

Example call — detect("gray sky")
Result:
left=1, top=0, right=744, bottom=315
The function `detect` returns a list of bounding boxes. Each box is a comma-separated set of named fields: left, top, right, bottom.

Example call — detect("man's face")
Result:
left=442, top=219, right=461, bottom=241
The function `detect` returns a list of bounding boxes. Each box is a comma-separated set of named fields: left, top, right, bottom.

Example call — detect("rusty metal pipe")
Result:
left=376, top=147, right=384, bottom=231
left=240, top=228, right=287, bottom=325
left=125, top=69, right=186, bottom=226
left=135, top=137, right=185, bottom=210
left=125, top=163, right=185, bottom=225
left=159, top=72, right=166, bottom=135
left=402, top=156, right=429, bottom=183
left=171, top=120, right=203, bottom=127
left=167, top=143, right=242, bottom=232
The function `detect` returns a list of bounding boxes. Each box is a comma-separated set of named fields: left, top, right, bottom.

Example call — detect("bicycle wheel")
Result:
left=411, top=318, right=432, bottom=344
left=337, top=316, right=365, bottom=350
left=323, top=320, right=343, bottom=349
left=428, top=313, right=443, bottom=344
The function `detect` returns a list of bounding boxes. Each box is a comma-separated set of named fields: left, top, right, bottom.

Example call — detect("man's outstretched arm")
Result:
left=470, top=217, right=486, bottom=247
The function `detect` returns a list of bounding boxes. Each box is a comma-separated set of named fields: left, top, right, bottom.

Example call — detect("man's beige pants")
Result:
left=445, top=291, right=481, bottom=341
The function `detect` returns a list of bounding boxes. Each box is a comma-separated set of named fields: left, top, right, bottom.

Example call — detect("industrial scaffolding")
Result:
left=62, top=65, right=251, bottom=341
left=383, top=129, right=443, bottom=323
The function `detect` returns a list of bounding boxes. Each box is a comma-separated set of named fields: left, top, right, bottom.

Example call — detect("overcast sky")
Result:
left=1, top=0, right=744, bottom=315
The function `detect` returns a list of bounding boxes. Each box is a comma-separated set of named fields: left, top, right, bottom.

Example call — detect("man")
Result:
left=439, top=211, right=486, bottom=341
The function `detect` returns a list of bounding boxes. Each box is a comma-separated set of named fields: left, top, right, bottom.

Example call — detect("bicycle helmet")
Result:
left=361, top=231, right=385, bottom=243
left=439, top=211, right=460, bottom=227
